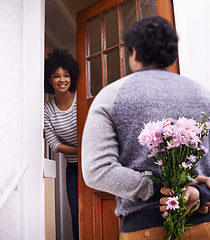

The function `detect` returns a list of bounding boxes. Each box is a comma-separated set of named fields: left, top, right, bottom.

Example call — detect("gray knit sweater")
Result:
left=82, top=69, right=210, bottom=231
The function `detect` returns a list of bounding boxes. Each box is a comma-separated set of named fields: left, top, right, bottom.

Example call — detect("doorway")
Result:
left=44, top=1, right=98, bottom=240
left=45, top=0, right=179, bottom=239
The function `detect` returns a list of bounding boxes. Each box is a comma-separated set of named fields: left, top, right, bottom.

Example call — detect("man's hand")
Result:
left=160, top=175, right=210, bottom=218
left=192, top=175, right=210, bottom=214
left=191, top=175, right=210, bottom=188
left=199, top=202, right=210, bottom=214
left=160, top=186, right=200, bottom=218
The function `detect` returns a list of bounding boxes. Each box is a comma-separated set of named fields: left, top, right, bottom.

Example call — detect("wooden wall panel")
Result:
left=93, top=192, right=119, bottom=240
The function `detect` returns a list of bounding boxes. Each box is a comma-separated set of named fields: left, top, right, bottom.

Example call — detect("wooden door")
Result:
left=77, top=0, right=178, bottom=239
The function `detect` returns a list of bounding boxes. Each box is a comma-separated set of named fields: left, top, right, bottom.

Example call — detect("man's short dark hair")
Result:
left=125, top=16, right=178, bottom=68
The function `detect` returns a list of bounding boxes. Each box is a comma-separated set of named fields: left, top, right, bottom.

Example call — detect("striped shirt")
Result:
left=44, top=93, right=77, bottom=163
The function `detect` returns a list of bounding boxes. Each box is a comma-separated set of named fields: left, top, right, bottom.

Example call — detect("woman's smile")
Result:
left=58, top=83, right=68, bottom=88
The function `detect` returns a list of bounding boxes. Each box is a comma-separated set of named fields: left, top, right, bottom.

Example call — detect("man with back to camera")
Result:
left=82, top=16, right=210, bottom=239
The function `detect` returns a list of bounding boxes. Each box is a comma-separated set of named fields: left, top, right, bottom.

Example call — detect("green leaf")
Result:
left=177, top=171, right=186, bottom=185
left=184, top=175, right=197, bottom=183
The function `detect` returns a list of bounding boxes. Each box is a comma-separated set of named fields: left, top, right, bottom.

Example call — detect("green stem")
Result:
left=180, top=145, right=186, bottom=163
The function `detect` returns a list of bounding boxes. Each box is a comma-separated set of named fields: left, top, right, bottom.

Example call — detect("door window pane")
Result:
left=89, top=56, right=102, bottom=97
left=87, top=15, right=101, bottom=55
left=141, top=0, right=157, bottom=18
left=86, top=0, right=159, bottom=99
left=104, top=7, right=118, bottom=49
left=106, top=49, right=120, bottom=84
left=121, top=0, right=137, bottom=41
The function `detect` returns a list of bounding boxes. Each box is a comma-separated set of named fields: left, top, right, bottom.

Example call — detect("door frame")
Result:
left=22, top=0, right=45, bottom=239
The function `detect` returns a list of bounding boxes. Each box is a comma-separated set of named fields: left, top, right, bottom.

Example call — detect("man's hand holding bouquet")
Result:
left=138, top=113, right=210, bottom=240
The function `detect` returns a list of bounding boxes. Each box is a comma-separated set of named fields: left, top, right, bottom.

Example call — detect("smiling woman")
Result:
left=44, top=48, right=80, bottom=240
left=50, top=67, right=71, bottom=94
left=49, top=67, right=76, bottom=111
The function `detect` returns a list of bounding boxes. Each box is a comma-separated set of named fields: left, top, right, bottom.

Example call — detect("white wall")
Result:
left=173, top=0, right=210, bottom=91
left=0, top=1, right=25, bottom=239
left=0, top=0, right=45, bottom=239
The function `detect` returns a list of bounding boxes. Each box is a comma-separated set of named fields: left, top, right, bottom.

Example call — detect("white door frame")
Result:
left=22, top=0, right=45, bottom=239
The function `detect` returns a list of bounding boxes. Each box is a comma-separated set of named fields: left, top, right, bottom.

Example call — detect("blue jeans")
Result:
left=66, top=162, right=79, bottom=240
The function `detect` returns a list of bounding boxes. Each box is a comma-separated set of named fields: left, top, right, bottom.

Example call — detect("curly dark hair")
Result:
left=44, top=48, right=79, bottom=94
left=124, top=16, right=178, bottom=68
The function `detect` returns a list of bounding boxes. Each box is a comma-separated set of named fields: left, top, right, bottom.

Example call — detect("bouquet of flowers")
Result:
left=138, top=112, right=210, bottom=240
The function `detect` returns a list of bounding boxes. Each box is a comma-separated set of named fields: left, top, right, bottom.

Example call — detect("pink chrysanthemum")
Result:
left=148, top=148, right=158, bottom=157
left=139, top=116, right=206, bottom=157
left=162, top=117, right=202, bottom=149
left=177, top=117, right=198, bottom=132
left=138, top=120, right=165, bottom=149
left=166, top=196, right=179, bottom=211
left=154, top=159, right=163, bottom=166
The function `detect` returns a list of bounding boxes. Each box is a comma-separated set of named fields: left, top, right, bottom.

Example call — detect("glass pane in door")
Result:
left=104, top=7, right=118, bottom=49
left=86, top=0, right=157, bottom=99
left=141, top=0, right=157, bottom=18
left=89, top=56, right=102, bottom=97
left=121, top=0, right=137, bottom=41
left=87, top=15, right=101, bottom=55
left=106, top=49, right=120, bottom=84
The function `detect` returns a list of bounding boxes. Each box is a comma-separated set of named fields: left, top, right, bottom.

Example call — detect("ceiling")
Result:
left=45, top=0, right=98, bottom=53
